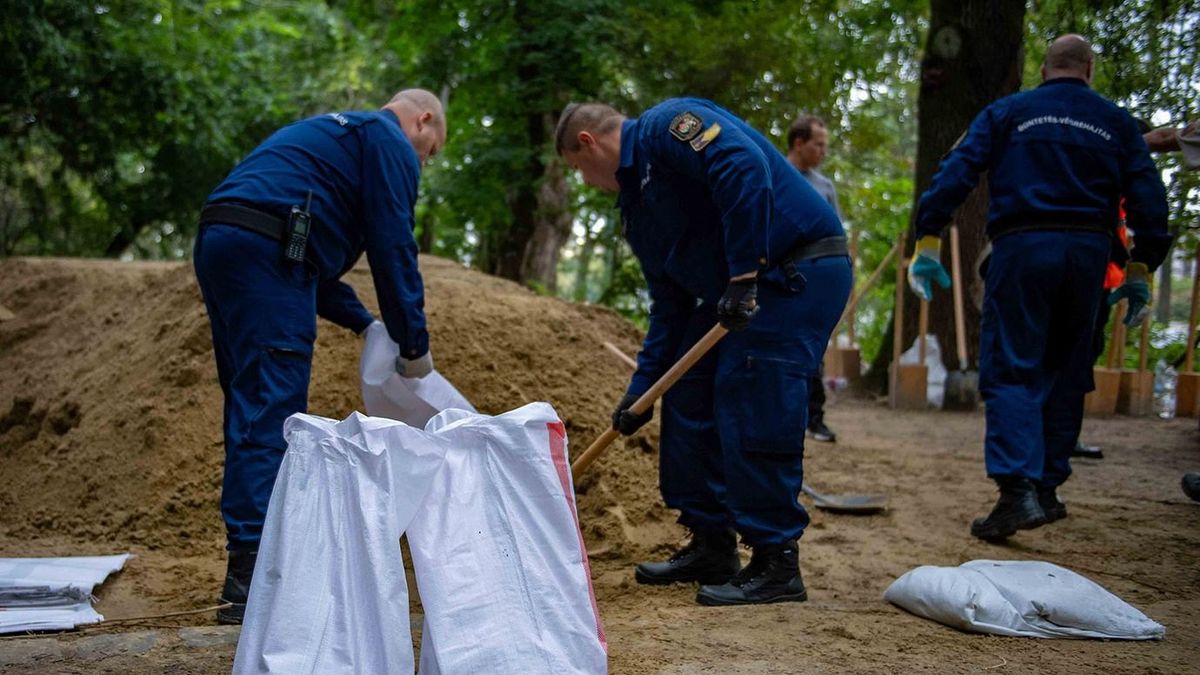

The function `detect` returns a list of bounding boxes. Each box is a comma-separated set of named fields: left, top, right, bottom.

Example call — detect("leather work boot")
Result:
left=970, top=477, right=1047, bottom=542
left=1037, top=486, right=1067, bottom=523
left=695, top=540, right=807, bottom=606
left=216, top=549, right=258, bottom=625
left=1070, top=442, right=1103, bottom=459
left=635, top=529, right=740, bottom=585
left=807, top=418, right=837, bottom=443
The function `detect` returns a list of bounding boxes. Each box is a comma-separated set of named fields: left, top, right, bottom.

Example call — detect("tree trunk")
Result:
left=868, top=0, right=1025, bottom=393
left=520, top=116, right=573, bottom=292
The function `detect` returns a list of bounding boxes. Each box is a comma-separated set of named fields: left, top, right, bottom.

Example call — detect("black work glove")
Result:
left=611, top=392, right=653, bottom=436
left=717, top=278, right=759, bottom=331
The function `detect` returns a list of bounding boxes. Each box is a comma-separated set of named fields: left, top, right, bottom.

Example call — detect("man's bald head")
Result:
left=385, top=89, right=445, bottom=129
left=1043, top=34, right=1095, bottom=83
left=382, top=88, right=446, bottom=165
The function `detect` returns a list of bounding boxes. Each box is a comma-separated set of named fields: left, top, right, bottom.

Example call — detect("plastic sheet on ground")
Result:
left=410, top=403, right=607, bottom=674
left=234, top=405, right=607, bottom=674
left=884, top=559, right=1165, bottom=640
left=0, top=554, right=132, bottom=634
left=360, top=321, right=476, bottom=427
left=898, top=333, right=947, bottom=408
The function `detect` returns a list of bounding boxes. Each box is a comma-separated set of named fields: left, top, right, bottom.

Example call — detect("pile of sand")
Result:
left=0, top=256, right=674, bottom=561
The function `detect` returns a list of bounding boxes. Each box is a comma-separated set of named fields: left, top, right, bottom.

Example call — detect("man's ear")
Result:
left=417, top=111, right=434, bottom=129
left=577, top=130, right=597, bottom=149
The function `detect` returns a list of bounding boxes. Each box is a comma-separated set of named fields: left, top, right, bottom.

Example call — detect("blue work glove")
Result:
left=395, top=350, right=434, bottom=379
left=907, top=235, right=951, bottom=301
left=611, top=392, right=653, bottom=436
left=1108, top=262, right=1152, bottom=326
left=717, top=278, right=759, bottom=331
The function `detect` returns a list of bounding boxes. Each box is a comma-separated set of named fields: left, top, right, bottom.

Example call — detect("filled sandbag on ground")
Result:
left=409, top=403, right=607, bottom=674
left=884, top=559, right=1164, bottom=640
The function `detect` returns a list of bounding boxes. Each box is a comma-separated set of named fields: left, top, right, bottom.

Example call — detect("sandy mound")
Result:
left=0, top=256, right=672, bottom=561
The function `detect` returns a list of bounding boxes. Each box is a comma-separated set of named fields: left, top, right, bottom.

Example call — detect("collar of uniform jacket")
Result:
left=1038, top=76, right=1089, bottom=89
left=615, top=118, right=640, bottom=208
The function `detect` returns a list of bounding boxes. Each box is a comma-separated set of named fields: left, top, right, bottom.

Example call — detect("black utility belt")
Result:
left=200, top=203, right=288, bottom=241
left=200, top=201, right=314, bottom=264
left=990, top=220, right=1111, bottom=241
left=782, top=236, right=849, bottom=263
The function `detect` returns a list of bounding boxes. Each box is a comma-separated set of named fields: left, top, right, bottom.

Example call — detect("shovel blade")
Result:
left=801, top=484, right=888, bottom=514
left=943, top=369, right=980, bottom=410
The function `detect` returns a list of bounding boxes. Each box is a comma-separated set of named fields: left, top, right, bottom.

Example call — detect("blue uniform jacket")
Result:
left=916, top=78, right=1170, bottom=271
left=617, top=98, right=844, bottom=395
left=207, top=111, right=428, bottom=358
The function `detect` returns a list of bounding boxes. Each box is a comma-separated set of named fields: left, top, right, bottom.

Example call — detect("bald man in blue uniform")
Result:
left=911, top=36, right=1169, bottom=541
left=557, top=97, right=852, bottom=606
left=194, top=89, right=446, bottom=623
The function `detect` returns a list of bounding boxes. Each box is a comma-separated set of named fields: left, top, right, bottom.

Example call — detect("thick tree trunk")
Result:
left=868, top=0, right=1025, bottom=393
left=520, top=117, right=572, bottom=292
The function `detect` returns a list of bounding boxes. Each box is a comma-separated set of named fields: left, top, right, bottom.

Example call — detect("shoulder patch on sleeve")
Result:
left=689, top=123, right=721, bottom=152
left=669, top=112, right=703, bottom=141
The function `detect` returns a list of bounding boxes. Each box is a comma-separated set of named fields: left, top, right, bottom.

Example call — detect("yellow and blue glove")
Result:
left=907, top=235, right=952, bottom=301
left=1108, top=262, right=1152, bottom=325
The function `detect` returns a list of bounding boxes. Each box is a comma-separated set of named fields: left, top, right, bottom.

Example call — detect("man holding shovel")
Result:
left=194, top=89, right=446, bottom=623
left=911, top=35, right=1170, bottom=542
left=556, top=98, right=851, bottom=605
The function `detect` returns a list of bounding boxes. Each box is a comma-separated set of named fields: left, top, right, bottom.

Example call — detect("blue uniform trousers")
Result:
left=979, top=230, right=1109, bottom=488
left=193, top=224, right=319, bottom=551
left=658, top=256, right=852, bottom=545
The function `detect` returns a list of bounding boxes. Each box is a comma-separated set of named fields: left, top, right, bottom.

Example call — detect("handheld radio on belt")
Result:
left=285, top=191, right=313, bottom=263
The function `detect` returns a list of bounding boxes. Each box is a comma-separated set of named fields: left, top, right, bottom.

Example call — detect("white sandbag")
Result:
left=884, top=560, right=1165, bottom=640
left=898, top=333, right=947, bottom=408
left=361, top=321, right=476, bottom=427
left=233, top=413, right=449, bottom=675
left=408, top=402, right=607, bottom=675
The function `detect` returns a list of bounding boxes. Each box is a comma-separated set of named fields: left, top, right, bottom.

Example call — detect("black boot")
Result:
left=807, top=417, right=837, bottom=443
left=1183, top=473, right=1200, bottom=502
left=1037, top=486, right=1067, bottom=523
left=695, top=541, right=807, bottom=606
left=970, top=477, right=1047, bottom=542
left=635, top=529, right=740, bottom=585
left=1070, top=442, right=1103, bottom=459
left=216, top=549, right=257, bottom=625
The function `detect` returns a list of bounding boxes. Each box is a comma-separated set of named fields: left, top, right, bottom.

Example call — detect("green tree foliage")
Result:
left=2, top=0, right=1195, bottom=365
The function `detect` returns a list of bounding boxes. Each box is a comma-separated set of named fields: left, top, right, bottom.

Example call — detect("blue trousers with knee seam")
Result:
left=979, top=230, right=1109, bottom=487
left=194, top=224, right=318, bottom=551
left=658, top=256, right=852, bottom=545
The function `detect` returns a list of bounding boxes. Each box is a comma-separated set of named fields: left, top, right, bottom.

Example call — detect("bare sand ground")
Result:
left=0, top=257, right=1196, bottom=673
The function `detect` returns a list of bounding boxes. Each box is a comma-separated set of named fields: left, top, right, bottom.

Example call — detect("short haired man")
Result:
left=194, top=89, right=446, bottom=623
left=557, top=98, right=851, bottom=605
left=787, top=114, right=839, bottom=443
left=911, top=35, right=1170, bottom=541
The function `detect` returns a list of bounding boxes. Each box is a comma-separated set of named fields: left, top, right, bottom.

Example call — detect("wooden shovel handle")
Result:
left=832, top=241, right=899, bottom=339
left=1186, top=244, right=1199, bottom=373
left=948, top=225, right=969, bottom=369
left=572, top=324, right=729, bottom=475
left=918, top=297, right=929, bottom=367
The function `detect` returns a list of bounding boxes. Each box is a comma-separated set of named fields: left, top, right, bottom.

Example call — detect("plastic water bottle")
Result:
left=1153, top=359, right=1177, bottom=419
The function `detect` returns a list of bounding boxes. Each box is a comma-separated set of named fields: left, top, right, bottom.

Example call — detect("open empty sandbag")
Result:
left=409, top=403, right=607, bottom=674
left=884, top=559, right=1164, bottom=640
left=360, top=321, right=476, bottom=427
left=233, top=413, right=449, bottom=675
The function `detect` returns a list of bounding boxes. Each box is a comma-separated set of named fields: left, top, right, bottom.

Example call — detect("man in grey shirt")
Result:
left=787, top=114, right=840, bottom=442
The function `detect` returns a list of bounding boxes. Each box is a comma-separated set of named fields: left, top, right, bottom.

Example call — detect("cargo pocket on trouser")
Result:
left=717, top=354, right=811, bottom=544
left=246, top=345, right=313, bottom=449
left=722, top=355, right=810, bottom=455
